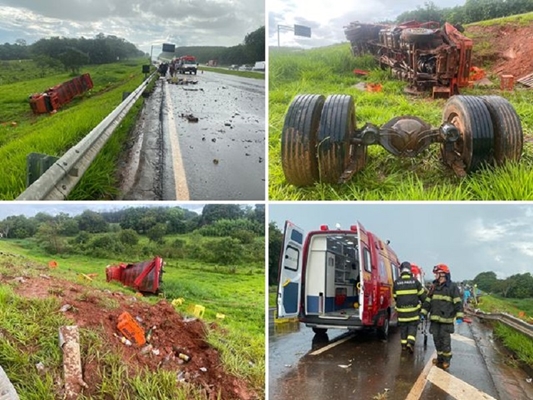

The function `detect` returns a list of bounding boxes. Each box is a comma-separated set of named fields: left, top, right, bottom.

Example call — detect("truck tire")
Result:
left=281, top=94, right=325, bottom=186
left=479, top=95, right=523, bottom=165
left=377, top=315, right=389, bottom=341
left=312, top=327, right=327, bottom=335
left=317, top=95, right=357, bottom=184
left=442, top=95, right=494, bottom=173
left=400, top=28, right=436, bottom=44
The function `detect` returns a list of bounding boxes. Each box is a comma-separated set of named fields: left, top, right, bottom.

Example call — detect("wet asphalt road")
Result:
left=120, top=71, right=265, bottom=200
left=269, top=309, right=533, bottom=400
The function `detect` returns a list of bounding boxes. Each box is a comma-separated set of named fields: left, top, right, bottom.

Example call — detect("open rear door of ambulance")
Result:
left=356, top=221, right=370, bottom=322
left=277, top=220, right=305, bottom=319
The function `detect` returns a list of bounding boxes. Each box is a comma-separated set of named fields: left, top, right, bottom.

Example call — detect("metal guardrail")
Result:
left=16, top=73, right=156, bottom=200
left=471, top=309, right=533, bottom=339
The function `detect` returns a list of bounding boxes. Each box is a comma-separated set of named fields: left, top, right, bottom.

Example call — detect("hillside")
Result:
left=0, top=239, right=264, bottom=399
left=467, top=15, right=533, bottom=79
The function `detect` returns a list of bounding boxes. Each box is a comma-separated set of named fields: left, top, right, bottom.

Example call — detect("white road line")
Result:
left=427, top=366, right=497, bottom=400
left=451, top=333, right=476, bottom=346
left=309, top=335, right=355, bottom=356
left=164, top=82, right=189, bottom=200
left=405, top=351, right=437, bottom=400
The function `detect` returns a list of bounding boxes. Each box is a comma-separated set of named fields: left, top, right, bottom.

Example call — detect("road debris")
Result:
left=59, top=326, right=88, bottom=400
left=180, top=113, right=199, bottom=122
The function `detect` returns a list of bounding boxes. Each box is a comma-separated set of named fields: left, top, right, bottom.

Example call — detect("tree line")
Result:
left=395, top=0, right=533, bottom=25
left=473, top=271, right=533, bottom=299
left=162, top=26, right=265, bottom=66
left=0, top=204, right=265, bottom=266
left=0, top=26, right=265, bottom=71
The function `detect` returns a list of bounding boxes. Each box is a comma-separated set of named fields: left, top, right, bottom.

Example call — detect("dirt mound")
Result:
left=10, top=275, right=256, bottom=400
left=467, top=22, right=533, bottom=79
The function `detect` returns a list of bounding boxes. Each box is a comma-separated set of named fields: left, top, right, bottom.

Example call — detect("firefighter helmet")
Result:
left=400, top=261, right=411, bottom=274
left=433, top=264, right=450, bottom=274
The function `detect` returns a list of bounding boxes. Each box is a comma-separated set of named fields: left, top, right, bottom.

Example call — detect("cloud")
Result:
left=0, top=0, right=264, bottom=54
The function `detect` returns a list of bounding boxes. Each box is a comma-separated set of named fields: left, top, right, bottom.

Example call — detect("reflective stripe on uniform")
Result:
left=407, top=335, right=416, bottom=341
left=401, top=339, right=407, bottom=344
left=396, top=305, right=421, bottom=313
left=456, top=312, right=464, bottom=318
left=442, top=352, right=452, bottom=357
left=453, top=297, right=462, bottom=303
left=432, top=294, right=453, bottom=302
left=396, top=289, right=419, bottom=295
left=430, top=315, right=455, bottom=323
left=399, top=316, right=420, bottom=322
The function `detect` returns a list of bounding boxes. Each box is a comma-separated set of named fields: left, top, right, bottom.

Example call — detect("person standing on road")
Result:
left=393, top=261, right=426, bottom=353
left=421, top=264, right=464, bottom=370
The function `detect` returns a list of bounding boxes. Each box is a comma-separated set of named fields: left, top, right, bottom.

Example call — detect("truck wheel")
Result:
left=377, top=316, right=389, bottom=341
left=312, top=327, right=327, bottom=334
left=400, top=28, right=436, bottom=44
left=442, top=95, right=494, bottom=173
left=479, top=95, right=523, bottom=165
left=281, top=94, right=325, bottom=186
left=317, top=95, right=359, bottom=184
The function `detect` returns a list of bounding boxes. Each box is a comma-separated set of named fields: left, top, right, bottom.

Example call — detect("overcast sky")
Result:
left=0, top=202, right=212, bottom=220
left=269, top=203, right=533, bottom=282
left=0, top=0, right=264, bottom=56
left=269, top=0, right=465, bottom=48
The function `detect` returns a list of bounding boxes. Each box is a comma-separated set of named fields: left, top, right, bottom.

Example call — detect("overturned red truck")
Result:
left=29, top=73, right=94, bottom=114
left=106, top=256, right=164, bottom=294
left=344, top=20, right=472, bottom=98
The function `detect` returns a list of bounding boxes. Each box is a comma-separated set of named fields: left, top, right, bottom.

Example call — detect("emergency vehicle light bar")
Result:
left=320, top=225, right=329, bottom=231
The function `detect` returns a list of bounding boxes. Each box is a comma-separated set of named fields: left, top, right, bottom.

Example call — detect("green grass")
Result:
left=475, top=294, right=533, bottom=368
left=0, top=238, right=265, bottom=399
left=269, top=37, right=533, bottom=200
left=493, top=323, right=533, bottom=367
left=199, top=66, right=265, bottom=80
left=471, top=11, right=533, bottom=27
left=476, top=294, right=533, bottom=320
left=0, top=59, right=156, bottom=199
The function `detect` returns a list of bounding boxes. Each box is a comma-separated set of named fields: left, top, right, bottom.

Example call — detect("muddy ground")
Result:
left=1, top=263, right=258, bottom=400
left=467, top=22, right=533, bottom=79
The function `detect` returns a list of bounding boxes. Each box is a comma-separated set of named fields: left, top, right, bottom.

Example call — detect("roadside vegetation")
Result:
left=0, top=59, right=157, bottom=200
left=0, top=204, right=265, bottom=399
left=269, top=17, right=533, bottom=200
left=199, top=66, right=265, bottom=80
left=475, top=294, right=533, bottom=367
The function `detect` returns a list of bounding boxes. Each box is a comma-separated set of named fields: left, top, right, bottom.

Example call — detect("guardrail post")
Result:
left=26, top=153, right=59, bottom=187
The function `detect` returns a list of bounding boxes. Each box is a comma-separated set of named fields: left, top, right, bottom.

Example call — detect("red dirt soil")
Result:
left=7, top=274, right=258, bottom=400
left=467, top=22, right=533, bottom=80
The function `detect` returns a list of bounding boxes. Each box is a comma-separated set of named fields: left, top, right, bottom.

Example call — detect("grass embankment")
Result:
left=269, top=37, right=533, bottom=200
left=0, top=59, right=157, bottom=200
left=475, top=294, right=533, bottom=367
left=199, top=66, right=265, bottom=80
left=0, top=239, right=265, bottom=399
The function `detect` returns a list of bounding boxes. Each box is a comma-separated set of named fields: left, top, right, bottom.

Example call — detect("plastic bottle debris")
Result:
left=60, top=304, right=72, bottom=312
left=145, top=326, right=156, bottom=342
left=113, top=333, right=132, bottom=346
left=178, top=353, right=191, bottom=362
left=140, top=344, right=153, bottom=355
left=35, top=362, right=45, bottom=372
left=199, top=367, right=207, bottom=372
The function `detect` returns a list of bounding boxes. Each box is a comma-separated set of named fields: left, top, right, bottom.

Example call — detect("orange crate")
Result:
left=117, top=311, right=145, bottom=346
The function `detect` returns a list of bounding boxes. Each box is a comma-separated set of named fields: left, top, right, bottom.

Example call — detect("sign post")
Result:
left=277, top=24, right=312, bottom=47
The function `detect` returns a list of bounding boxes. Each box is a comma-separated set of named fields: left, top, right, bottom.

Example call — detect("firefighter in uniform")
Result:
left=392, top=261, right=426, bottom=353
left=421, top=264, right=464, bottom=370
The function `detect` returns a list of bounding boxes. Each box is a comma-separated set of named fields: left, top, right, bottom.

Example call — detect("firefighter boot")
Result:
left=441, top=361, right=450, bottom=370
left=406, top=343, right=414, bottom=354
left=432, top=358, right=443, bottom=367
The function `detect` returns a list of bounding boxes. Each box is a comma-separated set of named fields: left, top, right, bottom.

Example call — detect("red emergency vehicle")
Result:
left=277, top=221, right=401, bottom=339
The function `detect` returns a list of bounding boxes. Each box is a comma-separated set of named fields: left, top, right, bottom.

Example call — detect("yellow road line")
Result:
left=164, top=82, right=189, bottom=200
